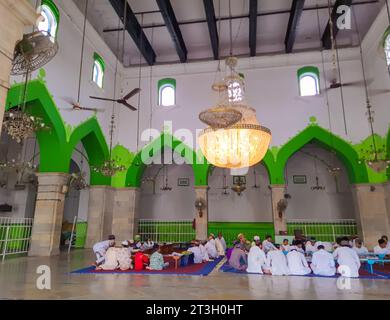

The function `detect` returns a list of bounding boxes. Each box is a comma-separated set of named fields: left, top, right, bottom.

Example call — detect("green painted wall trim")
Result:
left=126, top=132, right=211, bottom=187
left=297, top=66, right=320, bottom=79
left=158, top=78, right=176, bottom=89
left=273, top=124, right=369, bottom=184
left=6, top=79, right=111, bottom=186
left=111, top=145, right=135, bottom=188
left=93, top=52, right=105, bottom=72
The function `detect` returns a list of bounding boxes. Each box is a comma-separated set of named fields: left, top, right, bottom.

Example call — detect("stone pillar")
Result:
left=352, top=184, right=390, bottom=249
left=194, top=186, right=208, bottom=241
left=270, top=185, right=288, bottom=236
left=112, top=188, right=140, bottom=241
left=0, top=0, right=37, bottom=132
left=29, top=173, right=69, bottom=256
left=85, top=186, right=115, bottom=248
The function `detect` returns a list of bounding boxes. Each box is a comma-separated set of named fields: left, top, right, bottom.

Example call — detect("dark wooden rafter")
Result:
left=108, top=0, right=156, bottom=65
left=249, top=0, right=258, bottom=56
left=203, top=0, right=219, bottom=60
left=322, top=0, right=353, bottom=49
left=156, top=0, right=188, bottom=63
left=285, top=0, right=306, bottom=53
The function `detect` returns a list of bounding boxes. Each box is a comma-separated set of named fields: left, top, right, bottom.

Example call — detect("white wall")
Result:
left=285, top=145, right=355, bottom=220
left=208, top=164, right=272, bottom=222
left=139, top=163, right=195, bottom=220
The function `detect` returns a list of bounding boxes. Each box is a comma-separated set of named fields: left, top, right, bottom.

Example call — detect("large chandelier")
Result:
left=198, top=57, right=272, bottom=169
left=2, top=110, right=49, bottom=143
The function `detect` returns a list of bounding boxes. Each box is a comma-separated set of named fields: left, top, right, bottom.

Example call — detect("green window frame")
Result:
left=158, top=78, right=176, bottom=106
left=38, top=0, right=60, bottom=38
left=297, top=66, right=320, bottom=97
left=92, top=53, right=105, bottom=89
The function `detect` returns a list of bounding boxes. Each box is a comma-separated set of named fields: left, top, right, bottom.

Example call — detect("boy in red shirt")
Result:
left=134, top=251, right=149, bottom=271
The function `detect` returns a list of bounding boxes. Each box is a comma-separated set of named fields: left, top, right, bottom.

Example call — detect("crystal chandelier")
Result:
left=198, top=57, right=272, bottom=169
left=2, top=110, right=49, bottom=143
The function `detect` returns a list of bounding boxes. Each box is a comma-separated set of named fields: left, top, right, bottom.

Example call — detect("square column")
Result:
left=0, top=0, right=37, bottom=131
left=352, top=184, right=390, bottom=249
left=270, top=185, right=287, bottom=235
left=85, top=186, right=115, bottom=248
left=111, top=188, right=140, bottom=241
left=194, top=186, right=208, bottom=241
left=29, top=173, right=69, bottom=257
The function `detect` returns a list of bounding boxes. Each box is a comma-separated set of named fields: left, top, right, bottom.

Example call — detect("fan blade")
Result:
left=120, top=101, right=137, bottom=111
left=82, top=107, right=104, bottom=112
left=89, top=96, right=115, bottom=102
left=370, top=89, right=390, bottom=96
left=60, top=96, right=77, bottom=105
left=123, top=88, right=141, bottom=100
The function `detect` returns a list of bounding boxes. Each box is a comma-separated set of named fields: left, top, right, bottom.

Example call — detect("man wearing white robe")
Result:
left=205, top=235, right=218, bottom=259
left=92, top=235, right=115, bottom=265
left=199, top=241, right=210, bottom=261
left=310, top=245, right=336, bottom=276
left=315, top=241, right=333, bottom=252
left=305, top=240, right=316, bottom=254
left=353, top=239, right=369, bottom=256
left=287, top=249, right=311, bottom=275
left=373, top=239, right=390, bottom=256
left=333, top=238, right=361, bottom=278
left=188, top=241, right=204, bottom=264
left=246, top=237, right=267, bottom=274
left=265, top=246, right=289, bottom=276
left=215, top=236, right=225, bottom=256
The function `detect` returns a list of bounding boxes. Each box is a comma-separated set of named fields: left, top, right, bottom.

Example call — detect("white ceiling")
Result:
left=73, top=0, right=384, bottom=66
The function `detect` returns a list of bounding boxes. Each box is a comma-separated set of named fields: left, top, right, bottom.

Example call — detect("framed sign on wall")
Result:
left=177, top=178, right=190, bottom=186
left=233, top=176, right=246, bottom=185
left=293, top=175, right=307, bottom=184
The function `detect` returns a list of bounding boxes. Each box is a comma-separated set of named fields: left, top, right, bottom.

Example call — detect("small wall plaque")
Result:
left=293, top=175, right=307, bottom=184
left=178, top=178, right=190, bottom=186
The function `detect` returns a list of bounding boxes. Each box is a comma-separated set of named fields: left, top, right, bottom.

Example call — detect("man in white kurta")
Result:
left=287, top=249, right=311, bottom=275
left=92, top=235, right=116, bottom=265
left=305, top=240, right=316, bottom=254
left=199, top=241, right=210, bottom=261
left=246, top=238, right=267, bottom=274
left=205, top=235, right=218, bottom=259
left=310, top=245, right=336, bottom=276
left=188, top=241, right=204, bottom=264
left=373, top=239, right=390, bottom=256
left=217, top=233, right=227, bottom=251
left=97, top=247, right=119, bottom=270
left=262, top=236, right=276, bottom=254
left=215, top=237, right=225, bottom=256
left=265, top=247, right=289, bottom=276
left=333, top=240, right=361, bottom=278
left=353, top=239, right=369, bottom=256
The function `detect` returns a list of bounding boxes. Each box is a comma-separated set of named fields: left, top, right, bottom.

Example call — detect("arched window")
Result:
left=298, top=66, right=320, bottom=97
left=92, top=53, right=105, bottom=88
left=158, top=78, right=176, bottom=106
left=37, top=0, right=59, bottom=39
left=384, top=31, right=390, bottom=66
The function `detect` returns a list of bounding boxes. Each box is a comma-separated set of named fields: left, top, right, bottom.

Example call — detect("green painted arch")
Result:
left=126, top=133, right=211, bottom=187
left=68, top=117, right=111, bottom=186
left=261, top=150, right=278, bottom=184
left=6, top=79, right=111, bottom=186
left=275, top=125, right=369, bottom=184
left=6, top=80, right=69, bottom=172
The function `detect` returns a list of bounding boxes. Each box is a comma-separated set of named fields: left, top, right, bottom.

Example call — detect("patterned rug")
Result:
left=219, top=262, right=390, bottom=280
left=71, top=257, right=224, bottom=276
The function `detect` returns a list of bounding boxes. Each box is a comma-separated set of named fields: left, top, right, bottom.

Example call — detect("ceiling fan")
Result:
left=89, top=88, right=141, bottom=111
left=59, top=97, right=104, bottom=113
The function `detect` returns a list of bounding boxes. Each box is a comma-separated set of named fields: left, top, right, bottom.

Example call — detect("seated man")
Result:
left=229, top=241, right=247, bottom=271
left=315, top=241, right=333, bottom=252
left=96, top=245, right=118, bottom=271
left=264, top=245, right=289, bottom=276
left=147, top=245, right=170, bottom=271
left=134, top=251, right=149, bottom=271
left=281, top=239, right=290, bottom=252
left=290, top=240, right=305, bottom=254
left=215, top=234, right=225, bottom=257
left=305, top=240, right=316, bottom=254
left=117, top=241, right=133, bottom=271
left=287, top=248, right=311, bottom=275
left=92, top=234, right=116, bottom=266
left=238, top=233, right=251, bottom=252
left=199, top=240, right=210, bottom=261
left=374, top=238, right=390, bottom=256
left=188, top=241, right=204, bottom=264
left=310, top=245, right=336, bottom=276
left=333, top=237, right=361, bottom=278
left=217, top=232, right=227, bottom=251
left=262, top=235, right=276, bottom=254
left=382, top=235, right=389, bottom=250
left=352, top=239, right=369, bottom=256
left=246, top=236, right=266, bottom=274
left=205, top=234, right=218, bottom=259
left=142, top=238, right=155, bottom=250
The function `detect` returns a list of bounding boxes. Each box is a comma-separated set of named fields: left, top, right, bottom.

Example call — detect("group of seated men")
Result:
left=227, top=234, right=390, bottom=278
left=92, top=235, right=169, bottom=271
left=187, top=233, right=227, bottom=263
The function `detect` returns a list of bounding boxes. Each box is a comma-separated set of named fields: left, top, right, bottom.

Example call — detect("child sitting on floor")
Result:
left=147, top=245, right=170, bottom=271
left=134, top=251, right=149, bottom=271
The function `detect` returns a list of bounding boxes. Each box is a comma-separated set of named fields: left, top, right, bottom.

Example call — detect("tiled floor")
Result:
left=1, top=249, right=390, bottom=300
